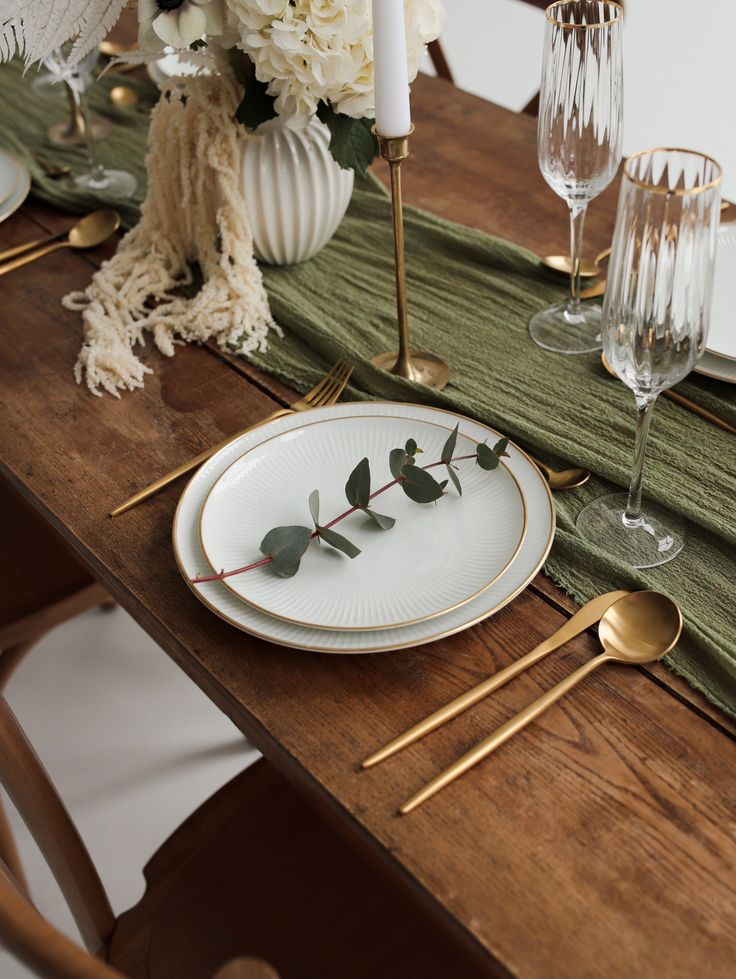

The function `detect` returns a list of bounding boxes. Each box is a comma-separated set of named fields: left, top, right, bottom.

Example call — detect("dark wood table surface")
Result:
left=2, top=73, right=736, bottom=978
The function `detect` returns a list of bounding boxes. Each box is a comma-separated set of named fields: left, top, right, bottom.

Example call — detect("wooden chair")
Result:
left=0, top=474, right=114, bottom=891
left=0, top=688, right=490, bottom=979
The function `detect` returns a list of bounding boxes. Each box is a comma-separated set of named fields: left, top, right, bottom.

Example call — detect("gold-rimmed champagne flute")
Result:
left=530, top=1, right=624, bottom=354
left=577, top=148, right=722, bottom=568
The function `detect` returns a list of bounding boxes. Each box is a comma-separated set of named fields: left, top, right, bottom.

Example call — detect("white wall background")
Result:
left=430, top=0, right=736, bottom=199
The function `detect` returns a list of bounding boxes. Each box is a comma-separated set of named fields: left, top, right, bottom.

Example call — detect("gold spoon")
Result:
left=0, top=209, right=120, bottom=275
left=527, top=453, right=590, bottom=490
left=363, top=590, right=629, bottom=768
left=99, top=40, right=135, bottom=58
left=400, top=591, right=682, bottom=814
left=109, top=85, right=139, bottom=109
left=32, top=152, right=72, bottom=179
left=541, top=254, right=599, bottom=278
left=601, top=353, right=736, bottom=436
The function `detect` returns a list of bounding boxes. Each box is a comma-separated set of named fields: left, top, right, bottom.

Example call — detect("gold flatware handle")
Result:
left=362, top=590, right=628, bottom=768
left=0, top=240, right=69, bottom=276
left=664, top=388, right=736, bottom=435
left=580, top=278, right=606, bottom=299
left=0, top=230, right=64, bottom=264
left=110, top=408, right=292, bottom=517
left=400, top=652, right=611, bottom=814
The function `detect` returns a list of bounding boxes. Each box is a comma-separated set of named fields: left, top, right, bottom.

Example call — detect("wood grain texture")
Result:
left=1, top=75, right=735, bottom=978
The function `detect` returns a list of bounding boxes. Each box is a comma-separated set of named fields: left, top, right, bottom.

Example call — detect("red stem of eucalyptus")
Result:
left=191, top=453, right=478, bottom=584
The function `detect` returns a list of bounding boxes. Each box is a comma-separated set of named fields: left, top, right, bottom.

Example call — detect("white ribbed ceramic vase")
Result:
left=240, top=117, right=354, bottom=267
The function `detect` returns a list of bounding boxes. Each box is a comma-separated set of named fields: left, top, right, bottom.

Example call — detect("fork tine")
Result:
left=312, top=362, right=353, bottom=408
left=323, top=363, right=353, bottom=406
left=301, top=359, right=345, bottom=407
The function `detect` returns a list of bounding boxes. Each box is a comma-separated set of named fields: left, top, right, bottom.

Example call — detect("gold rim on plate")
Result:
left=197, top=414, right=529, bottom=632
left=0, top=151, right=30, bottom=222
left=172, top=402, right=556, bottom=655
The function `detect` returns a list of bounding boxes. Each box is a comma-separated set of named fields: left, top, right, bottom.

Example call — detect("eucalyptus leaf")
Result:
left=308, top=489, right=320, bottom=526
left=446, top=464, right=462, bottom=496
left=405, top=438, right=418, bottom=457
left=441, top=423, right=459, bottom=464
left=476, top=442, right=500, bottom=471
left=389, top=447, right=408, bottom=480
left=362, top=507, right=396, bottom=530
left=316, top=525, right=361, bottom=559
left=494, top=436, right=510, bottom=458
left=400, top=464, right=445, bottom=504
left=345, top=457, right=371, bottom=508
left=259, top=525, right=312, bottom=577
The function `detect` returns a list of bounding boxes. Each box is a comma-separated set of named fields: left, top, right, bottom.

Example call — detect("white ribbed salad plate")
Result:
left=704, top=223, right=736, bottom=362
left=173, top=402, right=555, bottom=654
left=199, top=414, right=528, bottom=631
left=0, top=150, right=30, bottom=224
left=694, top=350, right=736, bottom=384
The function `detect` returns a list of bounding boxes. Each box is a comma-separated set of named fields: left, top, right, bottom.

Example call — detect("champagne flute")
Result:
left=530, top=1, right=624, bottom=354
left=47, top=43, right=137, bottom=198
left=577, top=148, right=721, bottom=568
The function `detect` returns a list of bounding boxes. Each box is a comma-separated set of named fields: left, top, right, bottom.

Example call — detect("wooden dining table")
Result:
left=2, top=72, right=736, bottom=978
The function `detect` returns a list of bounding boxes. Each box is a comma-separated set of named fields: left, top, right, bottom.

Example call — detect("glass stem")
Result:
left=623, top=396, right=656, bottom=527
left=75, top=80, right=104, bottom=180
left=567, top=202, right=587, bottom=315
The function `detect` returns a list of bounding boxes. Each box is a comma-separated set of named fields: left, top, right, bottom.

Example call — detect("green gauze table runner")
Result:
left=2, top=59, right=735, bottom=718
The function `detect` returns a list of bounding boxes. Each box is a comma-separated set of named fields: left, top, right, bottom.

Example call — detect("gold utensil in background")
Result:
left=400, top=591, right=682, bottom=814
left=541, top=254, right=599, bottom=277
left=601, top=354, right=736, bottom=435
left=110, top=360, right=354, bottom=517
left=579, top=278, right=606, bottom=300
left=109, top=85, right=139, bottom=109
left=0, top=209, right=120, bottom=275
left=526, top=455, right=589, bottom=490
left=32, top=153, right=72, bottom=179
left=363, top=590, right=629, bottom=769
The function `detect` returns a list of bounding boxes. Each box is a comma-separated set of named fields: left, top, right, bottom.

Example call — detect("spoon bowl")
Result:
left=529, top=455, right=590, bottom=490
left=68, top=209, right=121, bottom=249
left=599, top=591, right=683, bottom=664
left=541, top=254, right=599, bottom=278
left=109, top=85, right=139, bottom=109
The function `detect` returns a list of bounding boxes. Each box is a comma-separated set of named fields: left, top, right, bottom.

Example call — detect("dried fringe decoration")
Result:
left=63, top=71, right=281, bottom=397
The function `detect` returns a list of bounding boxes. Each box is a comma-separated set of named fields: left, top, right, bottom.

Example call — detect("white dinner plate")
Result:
left=199, top=414, right=527, bottom=631
left=173, top=402, right=555, bottom=654
left=706, top=223, right=736, bottom=362
left=0, top=150, right=30, bottom=224
left=694, top=350, right=736, bottom=384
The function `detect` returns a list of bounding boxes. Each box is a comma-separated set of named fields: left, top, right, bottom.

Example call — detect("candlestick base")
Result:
left=372, top=350, right=450, bottom=390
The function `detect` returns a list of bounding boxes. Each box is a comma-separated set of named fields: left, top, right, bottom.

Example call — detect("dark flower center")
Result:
left=156, top=0, right=187, bottom=11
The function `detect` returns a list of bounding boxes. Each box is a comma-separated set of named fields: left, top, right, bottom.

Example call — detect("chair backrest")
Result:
left=0, top=694, right=280, bottom=979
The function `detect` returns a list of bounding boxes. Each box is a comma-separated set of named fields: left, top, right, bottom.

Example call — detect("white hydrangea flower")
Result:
left=224, top=0, right=444, bottom=123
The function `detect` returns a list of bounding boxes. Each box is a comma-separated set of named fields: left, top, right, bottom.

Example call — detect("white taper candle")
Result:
left=372, top=0, right=412, bottom=138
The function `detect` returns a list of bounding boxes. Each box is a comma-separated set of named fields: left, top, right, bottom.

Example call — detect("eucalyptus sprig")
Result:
left=192, top=426, right=510, bottom=584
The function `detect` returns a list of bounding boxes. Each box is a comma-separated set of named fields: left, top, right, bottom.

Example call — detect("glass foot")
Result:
left=577, top=493, right=685, bottom=569
left=529, top=300, right=602, bottom=354
left=74, top=168, right=137, bottom=198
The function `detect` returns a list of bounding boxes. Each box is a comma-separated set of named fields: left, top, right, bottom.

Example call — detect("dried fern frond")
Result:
left=0, top=0, right=128, bottom=67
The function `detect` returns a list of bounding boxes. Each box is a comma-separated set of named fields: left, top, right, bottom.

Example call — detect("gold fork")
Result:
left=110, top=360, right=354, bottom=517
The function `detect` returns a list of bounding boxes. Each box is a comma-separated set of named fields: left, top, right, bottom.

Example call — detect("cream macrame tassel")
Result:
left=64, top=71, right=281, bottom=397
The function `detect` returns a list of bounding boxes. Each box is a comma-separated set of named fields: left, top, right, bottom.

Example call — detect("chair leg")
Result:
left=0, top=639, right=40, bottom=898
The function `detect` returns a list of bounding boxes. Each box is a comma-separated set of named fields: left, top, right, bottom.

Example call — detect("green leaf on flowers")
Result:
left=235, top=74, right=277, bottom=131
left=361, top=507, right=396, bottom=530
left=441, top=423, right=459, bottom=464
left=316, top=525, right=361, bottom=559
left=316, top=102, right=378, bottom=176
left=446, top=464, right=462, bottom=496
left=400, top=464, right=445, bottom=504
left=308, top=489, right=320, bottom=526
left=345, top=458, right=371, bottom=508
left=476, top=442, right=499, bottom=471
left=389, top=447, right=408, bottom=480
left=260, top=526, right=312, bottom=577
left=189, top=39, right=207, bottom=50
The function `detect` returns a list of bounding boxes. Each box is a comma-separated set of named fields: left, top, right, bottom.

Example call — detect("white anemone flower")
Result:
left=139, top=0, right=227, bottom=50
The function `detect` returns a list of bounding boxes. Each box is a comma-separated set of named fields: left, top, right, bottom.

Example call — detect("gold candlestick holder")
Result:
left=371, top=126, right=450, bottom=390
